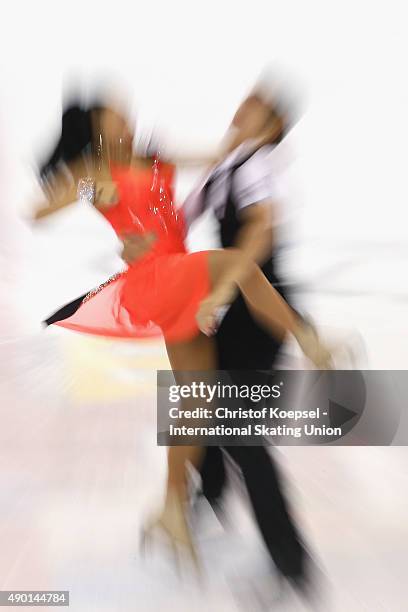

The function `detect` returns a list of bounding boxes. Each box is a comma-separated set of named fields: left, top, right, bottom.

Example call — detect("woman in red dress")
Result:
left=35, top=101, right=330, bottom=566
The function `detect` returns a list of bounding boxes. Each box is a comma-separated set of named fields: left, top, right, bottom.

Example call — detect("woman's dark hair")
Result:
left=39, top=103, right=103, bottom=181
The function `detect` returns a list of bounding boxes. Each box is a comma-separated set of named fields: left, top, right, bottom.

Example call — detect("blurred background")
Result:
left=1, top=1, right=408, bottom=610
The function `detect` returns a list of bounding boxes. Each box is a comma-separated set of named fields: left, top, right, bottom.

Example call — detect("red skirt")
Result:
left=54, top=250, right=211, bottom=343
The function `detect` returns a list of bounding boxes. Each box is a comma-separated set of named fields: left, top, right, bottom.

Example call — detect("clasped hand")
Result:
left=120, top=232, right=157, bottom=264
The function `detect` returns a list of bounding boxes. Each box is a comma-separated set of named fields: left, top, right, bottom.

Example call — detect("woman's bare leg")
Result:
left=149, top=333, right=216, bottom=560
left=164, top=333, right=217, bottom=499
left=197, top=249, right=331, bottom=367
left=198, top=249, right=298, bottom=336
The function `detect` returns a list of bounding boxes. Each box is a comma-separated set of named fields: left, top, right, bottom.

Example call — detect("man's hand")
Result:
left=121, top=232, right=156, bottom=264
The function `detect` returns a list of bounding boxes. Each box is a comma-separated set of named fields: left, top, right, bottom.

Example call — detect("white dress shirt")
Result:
left=182, top=142, right=281, bottom=228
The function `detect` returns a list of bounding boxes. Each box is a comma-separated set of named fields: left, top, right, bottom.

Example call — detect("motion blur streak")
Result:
left=1, top=1, right=408, bottom=610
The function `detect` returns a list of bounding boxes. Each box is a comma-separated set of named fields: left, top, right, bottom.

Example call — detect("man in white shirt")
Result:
left=123, top=75, right=312, bottom=592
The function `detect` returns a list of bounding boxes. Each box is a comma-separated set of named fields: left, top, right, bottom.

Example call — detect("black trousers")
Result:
left=200, top=292, right=305, bottom=578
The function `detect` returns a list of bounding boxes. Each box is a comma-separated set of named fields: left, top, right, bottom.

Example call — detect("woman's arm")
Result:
left=33, top=181, right=78, bottom=220
left=168, top=153, right=218, bottom=167
left=165, top=142, right=229, bottom=168
left=33, top=154, right=119, bottom=220
left=33, top=158, right=88, bottom=220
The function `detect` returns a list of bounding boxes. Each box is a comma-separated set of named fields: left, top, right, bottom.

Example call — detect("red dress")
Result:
left=54, top=160, right=211, bottom=343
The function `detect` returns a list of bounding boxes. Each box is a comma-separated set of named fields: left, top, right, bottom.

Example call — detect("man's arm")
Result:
left=209, top=202, right=277, bottom=317
left=233, top=203, right=274, bottom=265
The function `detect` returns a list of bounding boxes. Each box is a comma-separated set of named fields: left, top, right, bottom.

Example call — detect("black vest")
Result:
left=202, top=148, right=284, bottom=292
